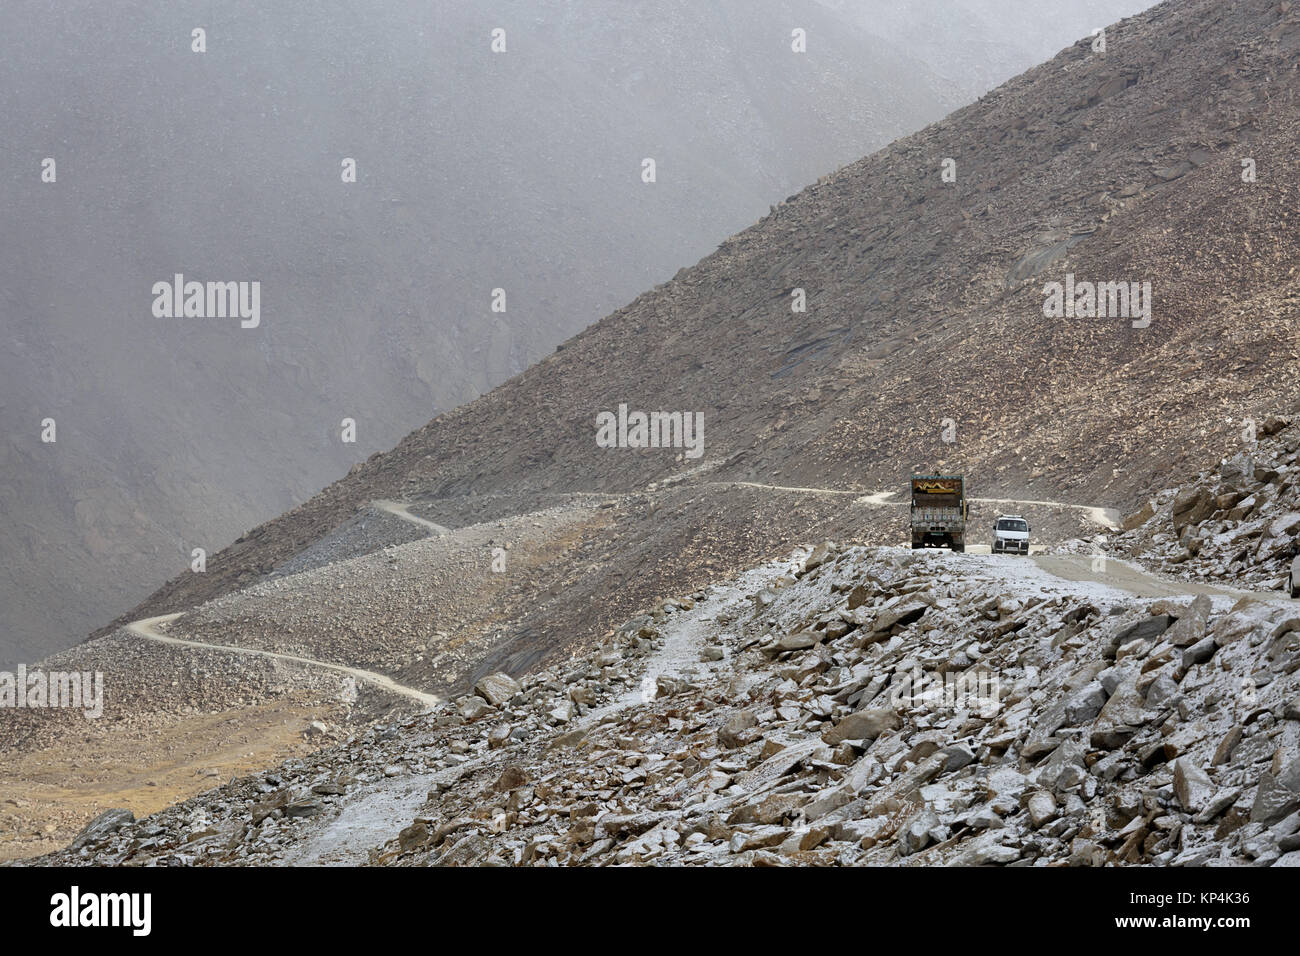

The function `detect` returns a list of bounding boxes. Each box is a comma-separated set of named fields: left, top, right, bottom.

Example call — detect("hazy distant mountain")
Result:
left=816, top=0, right=1155, bottom=99
left=0, top=0, right=959, bottom=668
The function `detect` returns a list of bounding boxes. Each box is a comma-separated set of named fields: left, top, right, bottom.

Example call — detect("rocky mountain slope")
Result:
left=1, top=0, right=958, bottom=669
left=95, top=0, right=1300, bottom=646
left=1113, top=415, right=1300, bottom=587
left=29, top=541, right=1300, bottom=867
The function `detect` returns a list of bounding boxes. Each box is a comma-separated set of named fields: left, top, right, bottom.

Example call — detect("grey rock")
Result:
left=474, top=672, right=521, bottom=706
left=1036, top=739, right=1087, bottom=793
left=950, top=835, right=1020, bottom=865
left=762, top=631, right=820, bottom=656
left=1164, top=595, right=1211, bottom=647
left=1173, top=757, right=1214, bottom=814
left=898, top=808, right=941, bottom=855
left=718, top=710, right=760, bottom=749
left=822, top=707, right=900, bottom=746
left=1108, top=615, right=1173, bottom=655
left=457, top=695, right=493, bottom=720
left=941, top=742, right=976, bottom=772
left=1193, top=788, right=1241, bottom=824
left=1063, top=682, right=1108, bottom=725
left=870, top=596, right=931, bottom=634
left=283, top=798, right=324, bottom=818
left=71, top=808, right=134, bottom=850
left=967, top=806, right=1005, bottom=829
left=1091, top=669, right=1155, bottom=748
left=1145, top=673, right=1179, bottom=707
left=1026, top=791, right=1059, bottom=828
left=1182, top=636, right=1218, bottom=668
left=1251, top=760, right=1300, bottom=824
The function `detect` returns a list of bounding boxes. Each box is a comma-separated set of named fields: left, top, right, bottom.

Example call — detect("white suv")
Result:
left=993, top=515, right=1031, bottom=555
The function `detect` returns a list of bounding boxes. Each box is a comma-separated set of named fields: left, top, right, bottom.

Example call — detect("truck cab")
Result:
left=992, top=515, right=1030, bottom=555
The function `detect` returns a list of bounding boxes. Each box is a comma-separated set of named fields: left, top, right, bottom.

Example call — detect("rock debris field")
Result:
left=32, top=538, right=1300, bottom=867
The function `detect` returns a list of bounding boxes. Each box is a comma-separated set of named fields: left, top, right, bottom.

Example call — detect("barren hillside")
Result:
left=99, top=0, right=1300, bottom=638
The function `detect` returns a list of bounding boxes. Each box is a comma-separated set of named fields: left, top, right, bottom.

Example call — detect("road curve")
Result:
left=722, top=480, right=861, bottom=497
left=1029, top=553, right=1288, bottom=606
left=713, top=480, right=1120, bottom=529
left=118, top=485, right=1126, bottom=717
left=372, top=500, right=451, bottom=536
left=126, top=614, right=441, bottom=708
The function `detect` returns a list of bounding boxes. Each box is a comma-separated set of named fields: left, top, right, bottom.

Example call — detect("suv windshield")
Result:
left=997, top=519, right=1028, bottom=532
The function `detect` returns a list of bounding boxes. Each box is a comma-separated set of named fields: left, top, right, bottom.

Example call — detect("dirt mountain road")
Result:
left=126, top=614, right=441, bottom=708
left=1029, top=553, right=1289, bottom=606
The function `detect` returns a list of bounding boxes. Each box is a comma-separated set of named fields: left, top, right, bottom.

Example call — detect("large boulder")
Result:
left=1122, top=500, right=1156, bottom=532
left=70, top=808, right=134, bottom=849
left=847, top=584, right=873, bottom=610
left=801, top=541, right=836, bottom=574
left=1269, top=513, right=1300, bottom=540
left=1251, top=759, right=1300, bottom=824
left=761, top=630, right=820, bottom=657
left=822, top=707, right=901, bottom=746
left=1260, top=416, right=1291, bottom=437
left=718, top=710, right=760, bottom=749
left=457, top=695, right=493, bottom=720
left=1063, top=682, right=1108, bottom=726
left=1164, top=595, right=1212, bottom=647
left=1034, top=738, right=1087, bottom=793
left=474, top=672, right=521, bottom=706
left=1090, top=668, right=1154, bottom=748
left=251, top=790, right=290, bottom=826
left=1025, top=791, right=1059, bottom=828
left=1105, top=614, right=1172, bottom=657
left=1173, top=758, right=1215, bottom=814
left=1219, top=454, right=1254, bottom=487
left=868, top=595, right=931, bottom=635
left=898, top=807, right=943, bottom=855
left=1172, top=487, right=1215, bottom=531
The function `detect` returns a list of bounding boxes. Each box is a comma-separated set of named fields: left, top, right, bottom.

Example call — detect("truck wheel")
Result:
left=952, top=544, right=965, bottom=553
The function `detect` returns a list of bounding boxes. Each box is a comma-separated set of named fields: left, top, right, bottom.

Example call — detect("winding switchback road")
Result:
left=126, top=614, right=441, bottom=708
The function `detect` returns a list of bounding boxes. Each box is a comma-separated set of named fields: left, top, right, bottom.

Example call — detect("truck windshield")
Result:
left=997, top=519, right=1028, bottom=532
left=913, top=493, right=960, bottom=507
